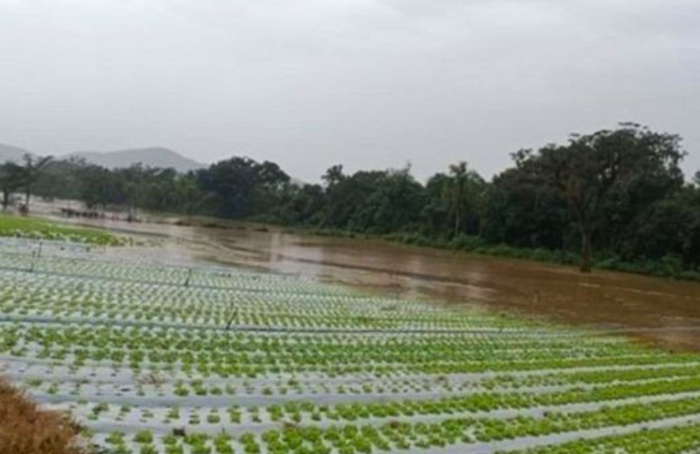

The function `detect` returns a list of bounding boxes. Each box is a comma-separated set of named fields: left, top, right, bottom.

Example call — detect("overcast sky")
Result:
left=1, top=0, right=698, bottom=182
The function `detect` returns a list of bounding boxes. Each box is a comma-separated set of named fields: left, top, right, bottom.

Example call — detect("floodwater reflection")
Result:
left=51, top=216, right=700, bottom=352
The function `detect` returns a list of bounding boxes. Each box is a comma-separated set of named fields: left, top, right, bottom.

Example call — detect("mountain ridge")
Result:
left=0, top=143, right=205, bottom=173
left=0, top=143, right=34, bottom=162
left=68, top=147, right=205, bottom=172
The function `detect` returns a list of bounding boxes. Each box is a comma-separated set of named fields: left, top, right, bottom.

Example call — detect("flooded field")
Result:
left=5, top=235, right=700, bottom=453
left=47, top=213, right=700, bottom=352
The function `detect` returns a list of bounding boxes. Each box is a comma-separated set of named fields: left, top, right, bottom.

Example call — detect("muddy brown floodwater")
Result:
left=45, top=213, right=700, bottom=352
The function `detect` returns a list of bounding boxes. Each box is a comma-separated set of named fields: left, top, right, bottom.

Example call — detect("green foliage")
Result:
left=0, top=214, right=122, bottom=245
left=0, top=161, right=25, bottom=209
left=133, top=430, right=154, bottom=444
left=15, top=123, right=700, bottom=278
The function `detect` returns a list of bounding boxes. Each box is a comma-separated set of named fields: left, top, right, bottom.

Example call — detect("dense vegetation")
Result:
left=3, top=124, right=699, bottom=277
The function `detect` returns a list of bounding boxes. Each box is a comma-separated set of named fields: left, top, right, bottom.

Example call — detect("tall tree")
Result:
left=514, top=124, right=685, bottom=272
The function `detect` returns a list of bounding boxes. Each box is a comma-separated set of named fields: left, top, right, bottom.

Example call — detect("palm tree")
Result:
left=21, top=154, right=54, bottom=212
left=445, top=161, right=483, bottom=237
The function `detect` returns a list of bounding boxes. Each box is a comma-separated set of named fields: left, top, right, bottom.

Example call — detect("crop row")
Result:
left=2, top=335, right=643, bottom=368
left=500, top=421, right=700, bottom=454
left=44, top=382, right=700, bottom=436
left=0, top=253, right=374, bottom=296
left=89, top=395, right=700, bottom=454
left=483, top=362, right=700, bottom=389
left=42, top=374, right=700, bottom=425
left=0, top=276, right=533, bottom=332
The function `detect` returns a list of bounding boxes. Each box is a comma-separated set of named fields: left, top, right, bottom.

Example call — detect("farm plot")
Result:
left=2, top=237, right=700, bottom=454
left=0, top=214, right=123, bottom=245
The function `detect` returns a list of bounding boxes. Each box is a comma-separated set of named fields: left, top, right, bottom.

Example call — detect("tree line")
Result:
left=0, top=155, right=54, bottom=211
left=3, top=124, right=699, bottom=278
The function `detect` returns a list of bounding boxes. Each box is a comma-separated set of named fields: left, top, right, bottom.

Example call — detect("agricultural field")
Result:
left=0, top=214, right=123, bottom=245
left=2, top=237, right=700, bottom=454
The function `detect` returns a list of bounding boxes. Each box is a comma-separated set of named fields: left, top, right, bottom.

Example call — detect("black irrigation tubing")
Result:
left=2, top=301, right=697, bottom=339
left=3, top=255, right=699, bottom=338
left=0, top=246, right=305, bottom=280
left=0, top=313, right=561, bottom=336
left=0, top=262, right=363, bottom=300
left=8, top=320, right=674, bottom=344
left=0, top=255, right=292, bottom=283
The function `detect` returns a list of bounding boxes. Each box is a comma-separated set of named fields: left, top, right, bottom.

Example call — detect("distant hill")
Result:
left=1, top=143, right=205, bottom=172
left=69, top=147, right=205, bottom=173
left=0, top=143, right=34, bottom=162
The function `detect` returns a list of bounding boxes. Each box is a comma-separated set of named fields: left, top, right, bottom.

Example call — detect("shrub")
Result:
left=0, top=376, right=87, bottom=454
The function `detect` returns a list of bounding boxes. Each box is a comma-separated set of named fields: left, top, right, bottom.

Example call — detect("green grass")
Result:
left=0, top=214, right=122, bottom=245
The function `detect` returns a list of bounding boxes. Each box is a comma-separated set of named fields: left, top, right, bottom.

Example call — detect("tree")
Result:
left=444, top=162, right=485, bottom=237
left=421, top=173, right=451, bottom=235
left=196, top=157, right=290, bottom=219
left=514, top=124, right=685, bottom=272
left=32, top=158, right=85, bottom=202
left=358, top=167, right=425, bottom=233
left=273, top=183, right=325, bottom=226
left=21, top=154, right=54, bottom=212
left=622, top=186, right=700, bottom=268
left=174, top=173, right=204, bottom=216
left=0, top=162, right=25, bottom=209
left=77, top=164, right=118, bottom=209
left=481, top=166, right=569, bottom=250
left=322, top=165, right=345, bottom=187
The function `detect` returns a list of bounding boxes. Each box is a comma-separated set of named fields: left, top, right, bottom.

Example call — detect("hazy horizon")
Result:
left=1, top=0, right=698, bottom=182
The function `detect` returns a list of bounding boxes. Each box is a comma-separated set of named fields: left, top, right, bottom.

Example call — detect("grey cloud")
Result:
left=0, top=0, right=697, bottom=182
